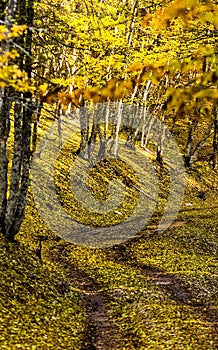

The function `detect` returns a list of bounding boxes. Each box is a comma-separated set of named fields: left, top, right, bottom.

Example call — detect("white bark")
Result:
left=114, top=100, right=123, bottom=157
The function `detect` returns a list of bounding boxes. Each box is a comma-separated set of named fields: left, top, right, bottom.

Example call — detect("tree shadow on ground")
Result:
left=104, top=242, right=218, bottom=346
left=48, top=244, right=124, bottom=350
left=46, top=233, right=217, bottom=349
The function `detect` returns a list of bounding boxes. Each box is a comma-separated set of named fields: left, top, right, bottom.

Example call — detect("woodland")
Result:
left=0, top=0, right=218, bottom=349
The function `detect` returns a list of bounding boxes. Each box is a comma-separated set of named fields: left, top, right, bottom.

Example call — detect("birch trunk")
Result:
left=141, top=80, right=152, bottom=148
left=184, top=119, right=198, bottom=168
left=156, top=116, right=165, bottom=165
left=114, top=100, right=123, bottom=158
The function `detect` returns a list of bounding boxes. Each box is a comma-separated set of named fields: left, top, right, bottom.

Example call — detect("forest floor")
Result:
left=0, top=160, right=217, bottom=349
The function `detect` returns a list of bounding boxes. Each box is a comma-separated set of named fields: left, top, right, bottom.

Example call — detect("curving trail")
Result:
left=46, top=219, right=217, bottom=349
left=104, top=232, right=218, bottom=347
left=48, top=244, right=124, bottom=350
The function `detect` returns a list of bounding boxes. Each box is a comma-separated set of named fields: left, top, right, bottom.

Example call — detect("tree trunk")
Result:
left=126, top=0, right=139, bottom=46
left=0, top=88, right=11, bottom=230
left=0, top=0, right=34, bottom=241
left=114, top=100, right=123, bottom=157
left=184, top=119, right=198, bottom=168
left=141, top=80, right=152, bottom=148
left=212, top=106, right=218, bottom=170
left=156, top=117, right=165, bottom=166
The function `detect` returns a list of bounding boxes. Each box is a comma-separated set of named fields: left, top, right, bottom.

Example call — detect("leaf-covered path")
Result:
left=105, top=238, right=218, bottom=348
left=14, top=172, right=217, bottom=349
left=48, top=245, right=124, bottom=350
left=47, top=225, right=218, bottom=350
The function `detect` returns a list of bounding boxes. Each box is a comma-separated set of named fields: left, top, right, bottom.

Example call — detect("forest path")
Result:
left=46, top=219, right=217, bottom=349
left=104, top=231, right=218, bottom=346
left=48, top=244, right=124, bottom=350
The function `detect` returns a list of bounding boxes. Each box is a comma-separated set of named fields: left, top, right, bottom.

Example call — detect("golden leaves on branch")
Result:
left=40, top=78, right=135, bottom=108
left=0, top=64, right=33, bottom=92
left=142, top=0, right=218, bottom=30
left=0, top=24, right=27, bottom=40
left=0, top=24, right=33, bottom=92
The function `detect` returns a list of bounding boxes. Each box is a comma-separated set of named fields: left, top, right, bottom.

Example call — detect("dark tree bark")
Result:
left=0, top=88, right=11, bottom=230
left=212, top=105, right=218, bottom=170
left=184, top=119, right=198, bottom=168
left=0, top=0, right=18, bottom=234
left=0, top=0, right=34, bottom=241
left=156, top=117, right=165, bottom=166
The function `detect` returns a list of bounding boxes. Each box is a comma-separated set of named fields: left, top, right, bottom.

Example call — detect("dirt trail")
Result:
left=135, top=263, right=218, bottom=346
left=105, top=239, right=218, bottom=346
left=48, top=244, right=124, bottom=350
left=83, top=290, right=123, bottom=350
left=46, top=219, right=217, bottom=349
